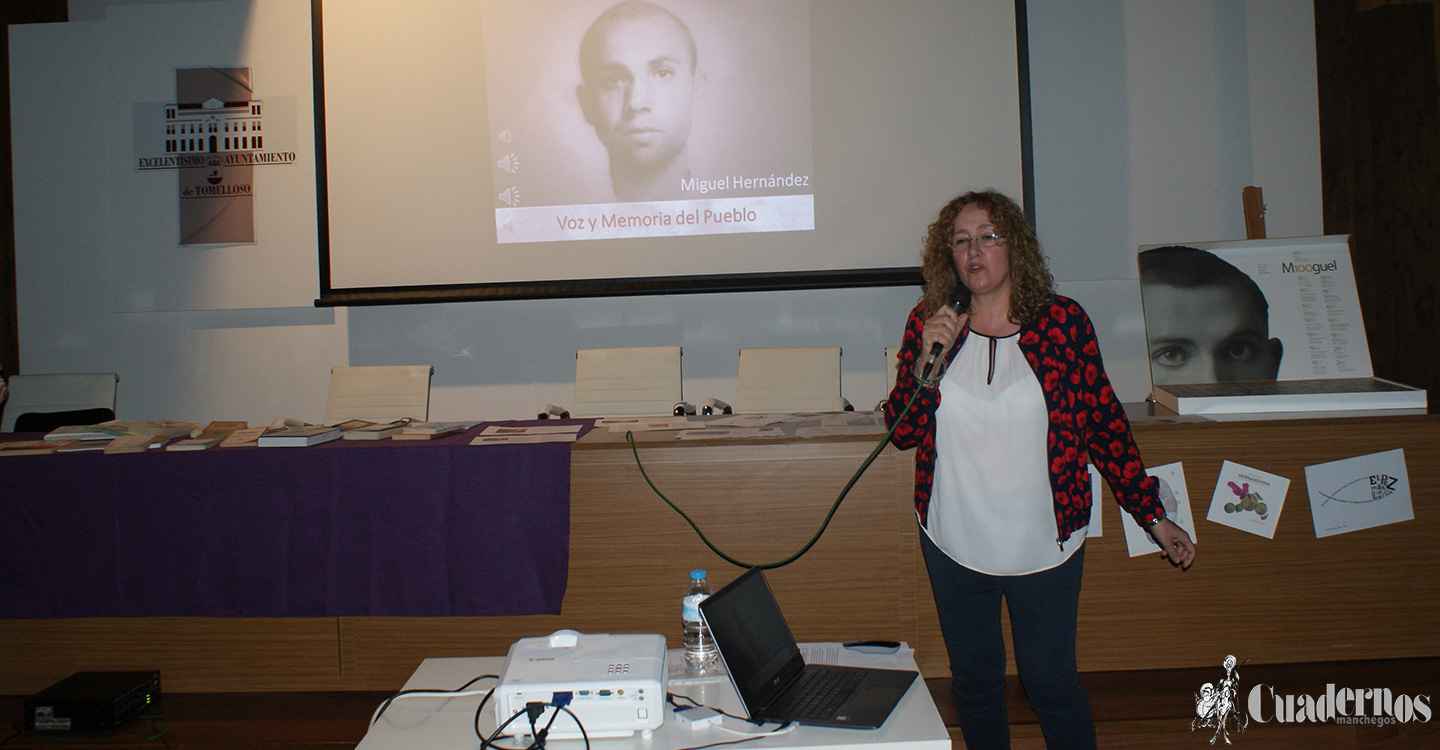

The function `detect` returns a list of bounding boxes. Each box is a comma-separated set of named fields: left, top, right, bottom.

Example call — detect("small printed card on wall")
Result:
left=1206, top=461, right=1290, bottom=539
left=1122, top=462, right=1197, bottom=557
left=1304, top=449, right=1413, bottom=538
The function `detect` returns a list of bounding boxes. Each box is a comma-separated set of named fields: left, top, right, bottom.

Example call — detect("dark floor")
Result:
left=1, top=659, right=1436, bottom=748
left=928, top=657, right=1440, bottom=748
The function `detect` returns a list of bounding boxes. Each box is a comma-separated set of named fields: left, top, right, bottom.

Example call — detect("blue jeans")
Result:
left=920, top=532, right=1096, bottom=750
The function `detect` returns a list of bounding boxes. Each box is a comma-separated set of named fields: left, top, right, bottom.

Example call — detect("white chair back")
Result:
left=885, top=345, right=902, bottom=393
left=734, top=347, right=844, bottom=413
left=2, top=372, right=119, bottom=432
left=324, top=365, right=433, bottom=424
left=572, top=346, right=684, bottom=418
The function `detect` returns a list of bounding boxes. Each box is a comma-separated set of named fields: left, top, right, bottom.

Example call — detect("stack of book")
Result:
left=1152, top=378, right=1427, bottom=416
left=167, top=421, right=248, bottom=451
left=256, top=423, right=342, bottom=447
left=341, top=420, right=410, bottom=440
left=393, top=421, right=468, bottom=440
left=0, top=439, right=77, bottom=456
left=42, top=419, right=201, bottom=453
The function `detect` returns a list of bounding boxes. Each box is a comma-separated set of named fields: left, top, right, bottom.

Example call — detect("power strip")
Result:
left=670, top=704, right=722, bottom=729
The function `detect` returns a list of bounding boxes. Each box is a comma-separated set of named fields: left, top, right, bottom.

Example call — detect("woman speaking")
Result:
left=884, top=190, right=1195, bottom=750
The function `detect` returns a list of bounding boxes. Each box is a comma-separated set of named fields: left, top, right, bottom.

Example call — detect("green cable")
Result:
left=626, top=379, right=926, bottom=569
left=137, top=715, right=169, bottom=741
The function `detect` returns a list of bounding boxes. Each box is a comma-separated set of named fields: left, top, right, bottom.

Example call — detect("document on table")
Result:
left=676, top=427, right=785, bottom=439
left=794, top=424, right=885, bottom=437
left=598, top=416, right=696, bottom=432
left=707, top=414, right=790, bottom=428
left=794, top=412, right=886, bottom=437
left=471, top=424, right=582, bottom=445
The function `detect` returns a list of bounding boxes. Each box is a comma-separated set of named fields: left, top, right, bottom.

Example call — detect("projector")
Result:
left=495, top=630, right=667, bottom=739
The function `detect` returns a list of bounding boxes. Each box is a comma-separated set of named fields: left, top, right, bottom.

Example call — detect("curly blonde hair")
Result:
left=920, top=190, right=1054, bottom=323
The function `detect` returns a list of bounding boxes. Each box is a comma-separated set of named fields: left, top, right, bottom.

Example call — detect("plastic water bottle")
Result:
left=682, top=569, right=717, bottom=674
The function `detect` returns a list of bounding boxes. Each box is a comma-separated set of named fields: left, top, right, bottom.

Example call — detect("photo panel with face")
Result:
left=481, top=0, right=815, bottom=242
left=317, top=0, right=1027, bottom=297
left=1136, top=236, right=1372, bottom=389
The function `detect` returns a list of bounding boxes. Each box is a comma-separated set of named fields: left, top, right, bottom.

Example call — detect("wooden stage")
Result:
left=1, top=411, right=1437, bottom=698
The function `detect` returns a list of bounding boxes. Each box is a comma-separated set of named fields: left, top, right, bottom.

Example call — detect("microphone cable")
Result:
left=624, top=374, right=928, bottom=570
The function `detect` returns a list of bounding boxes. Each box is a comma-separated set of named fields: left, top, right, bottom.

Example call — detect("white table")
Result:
left=356, top=652, right=951, bottom=750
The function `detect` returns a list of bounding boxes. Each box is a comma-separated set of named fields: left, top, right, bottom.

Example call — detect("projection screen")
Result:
left=314, top=0, right=1030, bottom=305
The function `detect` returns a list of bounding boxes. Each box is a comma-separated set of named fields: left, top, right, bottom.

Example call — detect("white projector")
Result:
left=495, top=630, right=668, bottom=739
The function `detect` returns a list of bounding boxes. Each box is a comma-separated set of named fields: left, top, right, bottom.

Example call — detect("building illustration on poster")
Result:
left=134, top=67, right=299, bottom=246
left=163, top=97, right=263, bottom=156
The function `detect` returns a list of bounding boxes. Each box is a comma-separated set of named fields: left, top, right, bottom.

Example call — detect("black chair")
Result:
left=13, top=407, right=117, bottom=434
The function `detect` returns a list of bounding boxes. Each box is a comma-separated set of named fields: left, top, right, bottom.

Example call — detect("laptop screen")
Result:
left=699, top=568, right=807, bottom=713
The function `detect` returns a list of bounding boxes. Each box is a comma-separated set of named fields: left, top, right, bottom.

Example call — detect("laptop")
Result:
left=698, top=567, right=917, bottom=729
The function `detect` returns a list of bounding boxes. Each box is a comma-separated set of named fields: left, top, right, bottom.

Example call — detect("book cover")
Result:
left=393, top=421, right=467, bottom=440
left=256, top=425, right=342, bottom=447
left=342, top=420, right=408, bottom=440
left=1140, top=237, right=1427, bottom=415
left=329, top=418, right=377, bottom=431
left=1120, top=462, right=1197, bottom=557
left=128, top=419, right=201, bottom=438
left=104, top=433, right=157, bottom=454
left=218, top=425, right=269, bottom=448
left=1205, top=461, right=1290, bottom=539
left=58, top=440, right=113, bottom=453
left=168, top=421, right=247, bottom=451
left=1152, top=377, right=1426, bottom=415
left=43, top=423, right=126, bottom=441
left=0, top=439, right=76, bottom=456
left=48, top=419, right=202, bottom=442
left=1304, top=448, right=1414, bottom=538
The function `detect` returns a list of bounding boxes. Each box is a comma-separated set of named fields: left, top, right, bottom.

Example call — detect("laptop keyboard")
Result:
left=773, top=668, right=865, bottom=720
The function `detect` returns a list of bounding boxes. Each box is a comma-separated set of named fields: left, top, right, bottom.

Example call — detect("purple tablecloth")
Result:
left=0, top=423, right=583, bottom=619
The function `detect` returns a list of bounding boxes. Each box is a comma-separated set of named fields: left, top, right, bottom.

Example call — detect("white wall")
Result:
left=9, top=0, right=1321, bottom=425
left=1029, top=0, right=1322, bottom=398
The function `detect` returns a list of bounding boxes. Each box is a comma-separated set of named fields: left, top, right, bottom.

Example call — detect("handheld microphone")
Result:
left=920, top=285, right=971, bottom=382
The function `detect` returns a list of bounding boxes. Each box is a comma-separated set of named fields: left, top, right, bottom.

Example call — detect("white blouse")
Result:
left=923, top=331, right=1086, bottom=575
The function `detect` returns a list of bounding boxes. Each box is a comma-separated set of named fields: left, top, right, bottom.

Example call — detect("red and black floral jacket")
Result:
left=884, top=295, right=1163, bottom=545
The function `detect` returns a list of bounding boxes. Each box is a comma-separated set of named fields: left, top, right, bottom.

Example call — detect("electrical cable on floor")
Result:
left=136, top=715, right=169, bottom=741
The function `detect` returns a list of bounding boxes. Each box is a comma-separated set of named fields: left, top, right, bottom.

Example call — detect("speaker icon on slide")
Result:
left=498, top=187, right=520, bottom=207
left=497, top=129, right=513, bottom=144
left=497, top=153, right=519, bottom=174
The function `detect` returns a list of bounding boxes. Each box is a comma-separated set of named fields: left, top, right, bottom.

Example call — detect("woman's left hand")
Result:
left=1150, top=519, right=1195, bottom=569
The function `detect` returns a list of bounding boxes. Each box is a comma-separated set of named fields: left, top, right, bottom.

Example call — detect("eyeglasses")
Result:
left=953, top=233, right=1007, bottom=252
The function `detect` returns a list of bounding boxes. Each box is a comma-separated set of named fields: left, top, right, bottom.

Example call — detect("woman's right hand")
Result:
left=920, top=305, right=969, bottom=378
